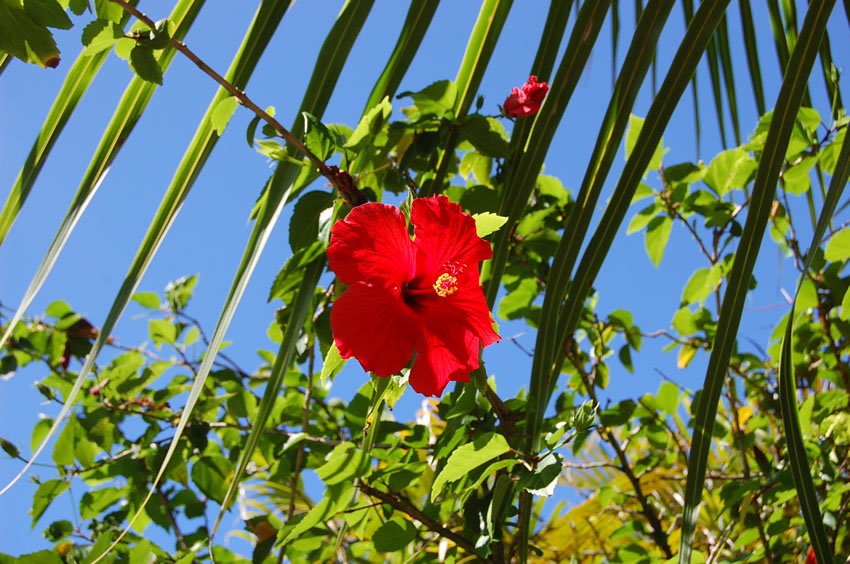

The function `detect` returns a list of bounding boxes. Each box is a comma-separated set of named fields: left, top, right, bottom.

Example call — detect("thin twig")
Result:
left=357, top=482, right=483, bottom=560
left=108, top=0, right=366, bottom=207
left=565, top=346, right=673, bottom=559
left=157, top=484, right=188, bottom=551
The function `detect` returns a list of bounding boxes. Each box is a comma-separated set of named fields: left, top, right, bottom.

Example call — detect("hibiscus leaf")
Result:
left=24, top=0, right=73, bottom=30
left=31, top=479, right=69, bottom=527
left=210, top=96, right=240, bottom=136
left=0, top=0, right=61, bottom=68
left=625, top=114, right=666, bottom=176
left=289, top=191, right=334, bottom=252
left=275, top=482, right=354, bottom=547
left=269, top=241, right=325, bottom=303
left=644, top=215, right=672, bottom=267
left=431, top=432, right=511, bottom=498
left=516, top=453, right=563, bottom=497
left=345, top=96, right=391, bottom=150
left=319, top=343, right=346, bottom=389
left=373, top=518, right=417, bottom=552
left=81, top=19, right=124, bottom=54
left=302, top=112, right=337, bottom=161
left=703, top=147, right=757, bottom=196
left=398, top=79, right=457, bottom=119
left=498, top=278, right=538, bottom=321
left=458, top=115, right=509, bottom=158
left=129, top=45, right=163, bottom=85
left=473, top=212, right=508, bottom=237
left=316, top=442, right=369, bottom=486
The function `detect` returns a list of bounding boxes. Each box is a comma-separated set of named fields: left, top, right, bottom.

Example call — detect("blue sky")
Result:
left=1, top=0, right=847, bottom=556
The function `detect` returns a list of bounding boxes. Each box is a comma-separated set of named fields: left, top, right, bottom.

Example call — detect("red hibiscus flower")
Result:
left=503, top=75, right=549, bottom=118
left=327, top=196, right=499, bottom=397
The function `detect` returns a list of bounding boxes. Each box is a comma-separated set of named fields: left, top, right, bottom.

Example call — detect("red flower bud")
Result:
left=806, top=547, right=817, bottom=564
left=503, top=75, right=549, bottom=118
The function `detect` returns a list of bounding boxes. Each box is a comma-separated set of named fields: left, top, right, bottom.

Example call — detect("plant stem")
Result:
left=358, top=482, right=484, bottom=560
left=108, top=0, right=365, bottom=206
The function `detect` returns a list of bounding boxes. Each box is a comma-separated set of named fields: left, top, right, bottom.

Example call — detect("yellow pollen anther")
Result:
left=433, top=273, right=459, bottom=297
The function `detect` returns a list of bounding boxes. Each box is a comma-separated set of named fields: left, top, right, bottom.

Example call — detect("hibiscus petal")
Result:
left=327, top=202, right=416, bottom=287
left=411, top=196, right=492, bottom=277
left=451, top=274, right=501, bottom=348
left=409, top=328, right=474, bottom=397
left=409, top=278, right=499, bottom=397
left=331, top=283, right=416, bottom=377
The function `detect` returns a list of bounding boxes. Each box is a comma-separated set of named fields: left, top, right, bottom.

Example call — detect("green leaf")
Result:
left=372, top=518, right=416, bottom=552
left=498, top=278, right=537, bottom=320
left=52, top=416, right=75, bottom=466
left=681, top=265, right=723, bottom=306
left=81, top=20, right=124, bottom=54
left=459, top=152, right=492, bottom=185
left=840, top=286, right=850, bottom=321
left=245, top=106, right=274, bottom=148
left=210, top=96, right=240, bottom=136
left=625, top=114, right=665, bottom=175
left=704, top=148, right=757, bottom=196
left=0, top=0, right=60, bottom=68
left=31, top=419, right=51, bottom=453
left=276, top=482, right=353, bottom=547
left=431, top=432, right=510, bottom=498
left=783, top=155, right=816, bottom=195
left=315, top=442, right=367, bottom=486
left=43, top=519, right=73, bottom=542
left=517, top=453, right=562, bottom=497
left=289, top=191, right=334, bottom=252
left=600, top=399, right=636, bottom=426
left=148, top=319, right=177, bottom=346
left=191, top=456, right=232, bottom=505
left=400, top=79, right=456, bottom=118
left=25, top=0, right=73, bottom=30
left=80, top=487, right=124, bottom=519
left=678, top=344, right=698, bottom=368
left=301, top=112, right=337, bottom=161
left=129, top=45, right=163, bottom=85
left=131, top=291, right=160, bottom=310
left=824, top=227, right=850, bottom=262
left=644, top=215, right=672, bottom=267
left=268, top=241, right=325, bottom=303
left=656, top=382, right=680, bottom=414
left=94, top=0, right=122, bottom=22
left=473, top=212, right=507, bottom=237
left=31, top=479, right=69, bottom=527
left=136, top=19, right=171, bottom=50
left=627, top=203, right=659, bottom=234
left=819, top=128, right=846, bottom=174
left=458, top=115, right=509, bottom=158
left=128, top=539, right=154, bottom=564
left=345, top=96, right=391, bottom=150
left=68, top=0, right=88, bottom=15
left=319, top=343, right=346, bottom=388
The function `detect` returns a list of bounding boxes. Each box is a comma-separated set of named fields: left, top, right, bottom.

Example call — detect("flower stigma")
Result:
left=433, top=273, right=459, bottom=297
